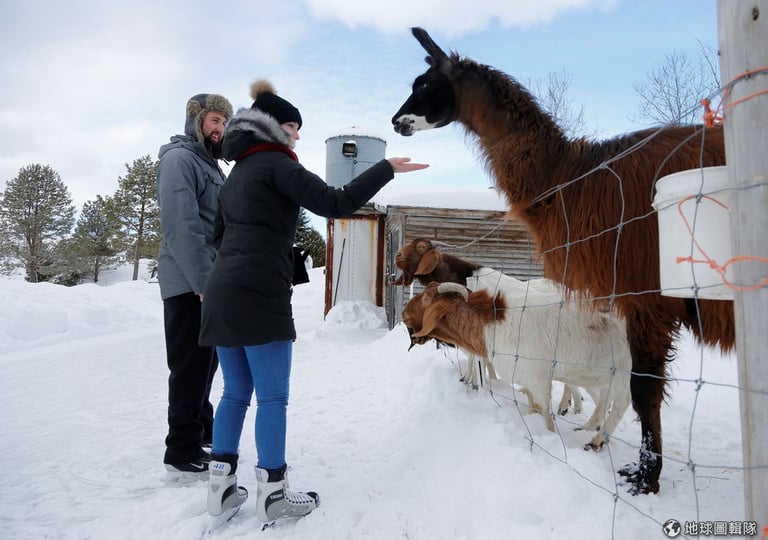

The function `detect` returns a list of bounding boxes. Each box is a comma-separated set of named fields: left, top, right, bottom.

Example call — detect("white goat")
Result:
left=394, top=236, right=583, bottom=414
left=402, top=277, right=632, bottom=450
left=467, top=267, right=587, bottom=414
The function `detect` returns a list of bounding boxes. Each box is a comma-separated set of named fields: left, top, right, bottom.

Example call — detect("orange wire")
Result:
left=673, top=194, right=768, bottom=292
left=700, top=98, right=723, bottom=127
left=723, top=88, right=768, bottom=111
left=690, top=67, right=768, bottom=289
left=701, top=65, right=768, bottom=125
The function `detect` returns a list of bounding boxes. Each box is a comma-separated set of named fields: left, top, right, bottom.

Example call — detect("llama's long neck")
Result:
left=454, top=63, right=570, bottom=206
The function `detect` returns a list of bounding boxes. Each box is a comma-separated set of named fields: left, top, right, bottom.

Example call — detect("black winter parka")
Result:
left=199, top=109, right=394, bottom=347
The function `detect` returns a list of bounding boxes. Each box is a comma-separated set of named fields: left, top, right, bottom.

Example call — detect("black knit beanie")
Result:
left=184, top=93, right=233, bottom=143
left=250, top=79, right=302, bottom=128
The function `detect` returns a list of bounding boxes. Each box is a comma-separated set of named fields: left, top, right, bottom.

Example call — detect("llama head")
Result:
left=392, top=27, right=458, bottom=136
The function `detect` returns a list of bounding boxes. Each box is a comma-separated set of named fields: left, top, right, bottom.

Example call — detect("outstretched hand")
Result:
left=388, top=157, right=429, bottom=173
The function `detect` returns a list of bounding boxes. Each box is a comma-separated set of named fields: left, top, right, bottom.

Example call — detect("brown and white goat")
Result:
left=393, top=238, right=481, bottom=287
left=395, top=238, right=584, bottom=414
left=395, top=238, right=490, bottom=384
left=402, top=280, right=632, bottom=450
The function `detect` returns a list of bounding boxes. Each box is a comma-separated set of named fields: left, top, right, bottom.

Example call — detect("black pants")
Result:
left=163, top=292, right=218, bottom=464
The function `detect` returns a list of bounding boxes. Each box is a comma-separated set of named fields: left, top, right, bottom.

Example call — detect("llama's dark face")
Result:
left=392, top=69, right=456, bottom=136
left=392, top=28, right=457, bottom=136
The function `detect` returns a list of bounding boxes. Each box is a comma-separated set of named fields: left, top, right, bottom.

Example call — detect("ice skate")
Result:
left=207, top=455, right=248, bottom=534
left=254, top=464, right=319, bottom=525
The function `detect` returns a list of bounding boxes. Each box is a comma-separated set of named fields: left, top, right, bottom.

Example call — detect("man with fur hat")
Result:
left=198, top=79, right=427, bottom=531
left=156, top=92, right=233, bottom=481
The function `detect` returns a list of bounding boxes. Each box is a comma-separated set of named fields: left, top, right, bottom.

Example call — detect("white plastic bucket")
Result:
left=652, top=166, right=733, bottom=300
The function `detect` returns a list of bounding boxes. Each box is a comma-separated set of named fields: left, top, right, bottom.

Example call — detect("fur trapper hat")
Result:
left=184, top=93, right=233, bottom=143
left=250, top=80, right=302, bottom=128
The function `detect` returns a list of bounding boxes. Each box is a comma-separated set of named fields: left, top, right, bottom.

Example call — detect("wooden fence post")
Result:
left=717, top=0, right=768, bottom=525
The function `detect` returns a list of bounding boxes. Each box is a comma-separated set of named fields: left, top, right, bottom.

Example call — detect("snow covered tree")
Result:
left=0, top=164, right=75, bottom=282
left=62, top=195, right=123, bottom=283
left=295, top=207, right=326, bottom=268
left=111, top=155, right=160, bottom=280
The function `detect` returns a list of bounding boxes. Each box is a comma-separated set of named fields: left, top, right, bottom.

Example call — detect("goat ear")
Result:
left=414, top=250, right=440, bottom=275
left=413, top=298, right=455, bottom=338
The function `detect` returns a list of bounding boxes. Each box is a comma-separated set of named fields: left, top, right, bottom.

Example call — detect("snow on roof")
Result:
left=324, top=125, right=387, bottom=143
left=371, top=185, right=508, bottom=212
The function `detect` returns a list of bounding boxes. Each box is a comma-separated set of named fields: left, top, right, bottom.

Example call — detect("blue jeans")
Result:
left=212, top=340, right=292, bottom=470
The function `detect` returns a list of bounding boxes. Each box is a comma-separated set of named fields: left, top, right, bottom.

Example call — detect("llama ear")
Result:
left=413, top=298, right=455, bottom=338
left=414, top=250, right=440, bottom=275
left=412, top=27, right=448, bottom=65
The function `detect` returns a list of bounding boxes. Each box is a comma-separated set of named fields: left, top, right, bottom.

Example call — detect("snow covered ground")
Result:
left=0, top=265, right=746, bottom=539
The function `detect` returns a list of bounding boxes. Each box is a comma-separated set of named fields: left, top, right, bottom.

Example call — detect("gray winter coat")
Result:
left=199, top=108, right=394, bottom=347
left=156, top=135, right=227, bottom=300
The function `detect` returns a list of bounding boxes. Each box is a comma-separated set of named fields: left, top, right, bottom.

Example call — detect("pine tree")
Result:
left=295, top=207, right=326, bottom=268
left=111, top=155, right=161, bottom=280
left=46, top=238, right=90, bottom=286
left=0, top=164, right=75, bottom=282
left=65, top=195, right=122, bottom=283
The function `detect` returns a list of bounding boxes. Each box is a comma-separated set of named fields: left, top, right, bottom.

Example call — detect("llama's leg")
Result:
left=619, top=369, right=664, bottom=493
left=618, top=322, right=670, bottom=495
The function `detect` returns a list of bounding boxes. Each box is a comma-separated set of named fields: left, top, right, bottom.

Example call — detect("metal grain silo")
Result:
left=325, top=127, right=387, bottom=187
left=323, top=128, right=388, bottom=317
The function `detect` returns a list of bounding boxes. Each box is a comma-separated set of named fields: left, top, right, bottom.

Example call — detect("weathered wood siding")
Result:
left=384, top=205, right=544, bottom=329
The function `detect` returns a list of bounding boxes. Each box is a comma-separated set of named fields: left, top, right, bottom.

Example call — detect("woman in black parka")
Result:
left=199, top=79, right=427, bottom=530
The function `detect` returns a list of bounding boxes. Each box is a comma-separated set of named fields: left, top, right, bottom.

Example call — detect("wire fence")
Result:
left=403, top=75, right=767, bottom=537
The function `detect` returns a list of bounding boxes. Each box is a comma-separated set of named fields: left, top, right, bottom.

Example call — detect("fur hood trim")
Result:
left=224, top=107, right=293, bottom=148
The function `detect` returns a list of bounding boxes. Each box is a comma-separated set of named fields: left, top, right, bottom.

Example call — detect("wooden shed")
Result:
left=324, top=188, right=544, bottom=329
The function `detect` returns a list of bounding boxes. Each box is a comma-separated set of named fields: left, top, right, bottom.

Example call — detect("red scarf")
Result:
left=235, top=143, right=298, bottom=163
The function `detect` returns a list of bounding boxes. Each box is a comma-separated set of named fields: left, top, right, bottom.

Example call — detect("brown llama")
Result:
left=391, top=27, right=735, bottom=495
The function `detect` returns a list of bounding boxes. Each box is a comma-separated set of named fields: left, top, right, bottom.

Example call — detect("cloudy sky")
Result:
left=0, top=0, right=719, bottom=228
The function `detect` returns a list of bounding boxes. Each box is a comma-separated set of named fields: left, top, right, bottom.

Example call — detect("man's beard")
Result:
left=205, top=134, right=224, bottom=159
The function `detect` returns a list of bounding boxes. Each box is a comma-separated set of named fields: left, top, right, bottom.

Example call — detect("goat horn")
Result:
left=437, top=282, right=469, bottom=301
left=430, top=240, right=452, bottom=248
